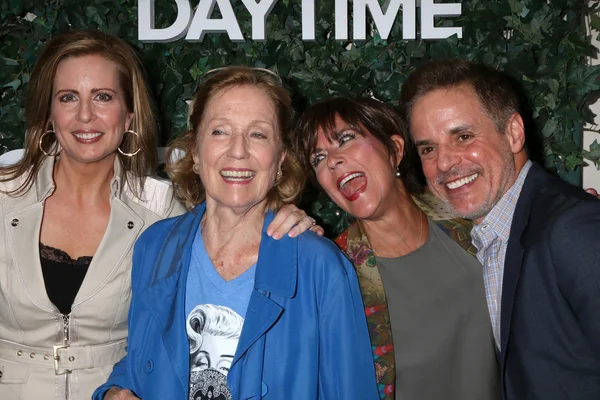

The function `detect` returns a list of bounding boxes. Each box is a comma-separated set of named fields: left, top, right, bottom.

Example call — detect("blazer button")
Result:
left=261, top=382, right=268, bottom=396
left=10, top=219, right=18, bottom=227
left=144, top=359, right=154, bottom=373
left=127, top=221, right=134, bottom=229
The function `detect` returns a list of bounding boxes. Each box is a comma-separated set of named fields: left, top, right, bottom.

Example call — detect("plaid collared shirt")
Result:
left=471, top=160, right=532, bottom=348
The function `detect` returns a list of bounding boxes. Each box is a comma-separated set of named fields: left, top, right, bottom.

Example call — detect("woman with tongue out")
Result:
left=294, top=96, right=500, bottom=400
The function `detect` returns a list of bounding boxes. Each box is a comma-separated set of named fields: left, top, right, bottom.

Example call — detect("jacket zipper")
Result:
left=62, top=314, right=71, bottom=399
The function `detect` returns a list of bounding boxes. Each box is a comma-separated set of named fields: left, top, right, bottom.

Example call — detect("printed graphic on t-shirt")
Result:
left=187, top=304, right=243, bottom=400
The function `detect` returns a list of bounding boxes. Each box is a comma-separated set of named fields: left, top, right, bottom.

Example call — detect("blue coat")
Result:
left=93, top=203, right=379, bottom=400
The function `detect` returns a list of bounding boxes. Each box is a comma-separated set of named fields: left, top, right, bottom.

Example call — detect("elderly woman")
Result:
left=0, top=31, right=318, bottom=399
left=293, top=96, right=500, bottom=400
left=93, top=68, right=378, bottom=400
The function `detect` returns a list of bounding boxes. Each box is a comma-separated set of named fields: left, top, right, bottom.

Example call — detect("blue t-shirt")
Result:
left=185, top=226, right=256, bottom=400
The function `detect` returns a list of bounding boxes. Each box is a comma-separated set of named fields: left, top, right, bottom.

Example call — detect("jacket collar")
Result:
left=255, top=211, right=297, bottom=298
left=34, top=156, right=57, bottom=201
left=341, top=222, right=396, bottom=394
left=110, top=156, right=125, bottom=196
left=34, top=155, right=125, bottom=202
left=149, top=202, right=298, bottom=298
left=498, top=161, right=545, bottom=250
left=500, top=161, right=543, bottom=362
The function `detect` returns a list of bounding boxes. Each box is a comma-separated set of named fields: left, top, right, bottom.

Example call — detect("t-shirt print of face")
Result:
left=186, top=304, right=244, bottom=400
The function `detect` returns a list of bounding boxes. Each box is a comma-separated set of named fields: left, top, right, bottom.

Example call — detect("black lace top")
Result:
left=39, top=243, right=92, bottom=315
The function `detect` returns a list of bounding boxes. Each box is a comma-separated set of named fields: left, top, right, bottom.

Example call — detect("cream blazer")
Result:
left=0, top=156, right=185, bottom=400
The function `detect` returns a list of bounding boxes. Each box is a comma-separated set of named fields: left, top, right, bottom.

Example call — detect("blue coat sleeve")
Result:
left=550, top=201, right=600, bottom=356
left=92, top=240, right=146, bottom=400
left=317, top=253, right=379, bottom=399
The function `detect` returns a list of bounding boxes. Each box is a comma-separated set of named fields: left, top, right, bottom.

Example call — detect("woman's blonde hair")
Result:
left=0, top=30, right=158, bottom=197
left=167, top=66, right=305, bottom=210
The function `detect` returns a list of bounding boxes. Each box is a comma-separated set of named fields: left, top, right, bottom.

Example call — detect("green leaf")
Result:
left=406, top=40, right=426, bottom=59
left=1, top=57, right=19, bottom=66
left=2, top=79, right=21, bottom=90
left=591, top=14, right=600, bottom=32
left=542, top=119, right=559, bottom=138
left=568, top=64, right=600, bottom=96
left=565, top=154, right=584, bottom=170
left=584, top=139, right=600, bottom=160
left=290, top=70, right=315, bottom=81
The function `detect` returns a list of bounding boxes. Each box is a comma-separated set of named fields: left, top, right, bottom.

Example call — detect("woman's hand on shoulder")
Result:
left=267, top=204, right=324, bottom=239
left=104, top=387, right=140, bottom=400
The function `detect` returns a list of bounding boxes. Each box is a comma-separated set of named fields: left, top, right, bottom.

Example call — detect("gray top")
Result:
left=376, top=219, right=500, bottom=400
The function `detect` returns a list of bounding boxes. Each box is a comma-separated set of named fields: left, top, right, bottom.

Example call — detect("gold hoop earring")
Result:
left=118, top=130, right=141, bottom=157
left=38, top=130, right=61, bottom=157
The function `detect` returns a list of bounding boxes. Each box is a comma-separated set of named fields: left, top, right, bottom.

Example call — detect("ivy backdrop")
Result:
left=1, top=0, right=600, bottom=236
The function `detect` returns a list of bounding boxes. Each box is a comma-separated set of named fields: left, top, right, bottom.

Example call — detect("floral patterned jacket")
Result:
left=334, top=192, right=475, bottom=400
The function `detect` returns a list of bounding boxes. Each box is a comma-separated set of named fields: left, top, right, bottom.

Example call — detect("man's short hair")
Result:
left=399, top=59, right=521, bottom=134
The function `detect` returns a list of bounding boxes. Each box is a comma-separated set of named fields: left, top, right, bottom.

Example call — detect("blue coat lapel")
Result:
left=229, top=211, right=298, bottom=399
left=142, top=204, right=204, bottom=394
left=253, top=212, right=298, bottom=297
left=228, top=292, right=282, bottom=399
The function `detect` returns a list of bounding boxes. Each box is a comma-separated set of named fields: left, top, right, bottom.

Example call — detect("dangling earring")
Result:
left=395, top=166, right=402, bottom=178
left=38, top=130, right=61, bottom=157
left=118, top=130, right=141, bottom=157
left=276, top=167, right=283, bottom=181
left=192, top=164, right=200, bottom=174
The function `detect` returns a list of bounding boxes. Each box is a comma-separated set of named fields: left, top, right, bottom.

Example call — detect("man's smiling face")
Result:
left=410, top=84, right=525, bottom=223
